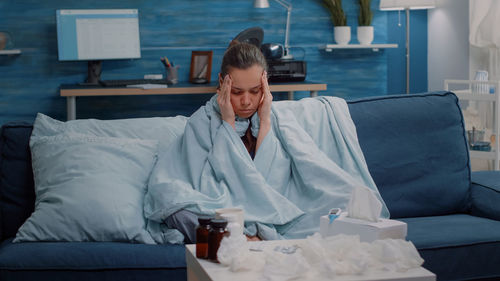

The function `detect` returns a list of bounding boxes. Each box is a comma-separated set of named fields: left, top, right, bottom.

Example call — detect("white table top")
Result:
left=185, top=239, right=436, bottom=281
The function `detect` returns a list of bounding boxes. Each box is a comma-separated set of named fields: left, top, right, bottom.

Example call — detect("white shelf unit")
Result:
left=444, top=79, right=500, bottom=170
left=319, top=44, right=398, bottom=52
left=0, top=49, right=21, bottom=55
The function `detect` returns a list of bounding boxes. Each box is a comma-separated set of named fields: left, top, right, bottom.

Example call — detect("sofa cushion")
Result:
left=0, top=122, right=35, bottom=241
left=13, top=134, right=157, bottom=243
left=400, top=214, right=500, bottom=280
left=348, top=92, right=470, bottom=218
left=470, top=171, right=500, bottom=221
left=0, top=238, right=186, bottom=281
left=0, top=238, right=185, bottom=269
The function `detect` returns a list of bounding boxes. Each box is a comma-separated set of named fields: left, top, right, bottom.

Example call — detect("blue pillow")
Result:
left=32, top=113, right=187, bottom=152
left=13, top=133, right=158, bottom=243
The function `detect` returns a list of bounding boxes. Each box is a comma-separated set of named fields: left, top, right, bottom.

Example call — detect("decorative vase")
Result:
left=334, top=26, right=351, bottom=45
left=357, top=26, right=374, bottom=45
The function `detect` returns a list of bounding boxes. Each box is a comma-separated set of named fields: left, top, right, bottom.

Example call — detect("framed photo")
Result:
left=189, top=50, right=213, bottom=84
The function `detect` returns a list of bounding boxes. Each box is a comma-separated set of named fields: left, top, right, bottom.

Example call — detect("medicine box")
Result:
left=319, top=212, right=407, bottom=242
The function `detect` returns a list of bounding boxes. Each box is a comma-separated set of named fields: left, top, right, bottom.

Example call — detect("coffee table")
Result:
left=185, top=239, right=436, bottom=281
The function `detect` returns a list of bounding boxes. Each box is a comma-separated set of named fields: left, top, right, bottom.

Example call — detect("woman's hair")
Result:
left=220, top=41, right=268, bottom=79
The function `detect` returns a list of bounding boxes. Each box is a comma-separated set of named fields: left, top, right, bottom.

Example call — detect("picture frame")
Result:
left=189, top=50, right=213, bottom=84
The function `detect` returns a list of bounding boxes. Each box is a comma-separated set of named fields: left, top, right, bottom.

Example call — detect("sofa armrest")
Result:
left=470, top=171, right=500, bottom=221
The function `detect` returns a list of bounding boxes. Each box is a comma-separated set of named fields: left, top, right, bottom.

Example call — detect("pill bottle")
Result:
left=220, top=213, right=243, bottom=237
left=207, top=219, right=228, bottom=262
left=195, top=216, right=212, bottom=259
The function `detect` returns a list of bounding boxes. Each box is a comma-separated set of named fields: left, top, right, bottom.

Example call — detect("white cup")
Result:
left=215, top=208, right=244, bottom=235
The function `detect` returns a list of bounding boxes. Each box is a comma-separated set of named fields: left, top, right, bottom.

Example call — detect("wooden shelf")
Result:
left=0, top=49, right=21, bottom=55
left=444, top=79, right=500, bottom=170
left=320, top=44, right=398, bottom=52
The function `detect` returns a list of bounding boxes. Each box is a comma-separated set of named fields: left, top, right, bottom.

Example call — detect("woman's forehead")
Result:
left=229, top=65, right=263, bottom=89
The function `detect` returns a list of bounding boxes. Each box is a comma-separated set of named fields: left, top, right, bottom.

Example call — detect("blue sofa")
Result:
left=1, top=92, right=499, bottom=281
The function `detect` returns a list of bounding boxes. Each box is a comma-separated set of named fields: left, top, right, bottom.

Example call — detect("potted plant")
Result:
left=357, top=0, right=374, bottom=45
left=321, top=0, right=350, bottom=45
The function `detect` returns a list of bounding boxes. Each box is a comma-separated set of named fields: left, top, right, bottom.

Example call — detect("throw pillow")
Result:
left=14, top=133, right=157, bottom=243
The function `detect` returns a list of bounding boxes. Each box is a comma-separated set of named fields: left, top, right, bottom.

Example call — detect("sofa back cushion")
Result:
left=0, top=122, right=35, bottom=241
left=347, top=92, right=470, bottom=218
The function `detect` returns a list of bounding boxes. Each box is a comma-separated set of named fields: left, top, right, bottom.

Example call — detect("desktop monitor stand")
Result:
left=85, top=60, right=102, bottom=85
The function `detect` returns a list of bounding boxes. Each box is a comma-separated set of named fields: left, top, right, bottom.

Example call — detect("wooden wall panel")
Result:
left=0, top=0, right=396, bottom=123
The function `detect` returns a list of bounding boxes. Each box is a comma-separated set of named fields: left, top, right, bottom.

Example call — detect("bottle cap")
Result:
left=197, top=216, right=212, bottom=225
left=210, top=219, right=228, bottom=229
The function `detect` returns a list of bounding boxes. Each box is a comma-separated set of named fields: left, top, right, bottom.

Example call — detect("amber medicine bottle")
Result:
left=207, top=219, right=228, bottom=262
left=195, top=216, right=212, bottom=259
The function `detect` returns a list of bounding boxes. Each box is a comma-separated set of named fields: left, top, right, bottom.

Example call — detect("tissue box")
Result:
left=319, top=212, right=407, bottom=242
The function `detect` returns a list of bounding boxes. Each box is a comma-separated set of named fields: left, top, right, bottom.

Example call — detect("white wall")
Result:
left=428, top=0, right=469, bottom=91
left=469, top=0, right=499, bottom=80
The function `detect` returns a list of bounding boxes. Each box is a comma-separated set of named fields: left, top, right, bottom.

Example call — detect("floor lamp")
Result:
left=380, top=0, right=436, bottom=94
left=254, top=0, right=293, bottom=60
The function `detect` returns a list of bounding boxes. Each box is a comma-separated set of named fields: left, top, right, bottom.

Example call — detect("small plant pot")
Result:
left=334, top=26, right=351, bottom=45
left=357, top=26, right=374, bottom=45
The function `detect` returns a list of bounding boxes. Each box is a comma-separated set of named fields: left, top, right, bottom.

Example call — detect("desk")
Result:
left=60, top=81, right=327, bottom=120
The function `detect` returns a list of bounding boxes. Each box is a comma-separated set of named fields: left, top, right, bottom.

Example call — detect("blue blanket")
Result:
left=144, top=95, right=389, bottom=243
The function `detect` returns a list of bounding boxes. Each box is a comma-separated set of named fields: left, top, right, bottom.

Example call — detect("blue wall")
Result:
left=0, top=0, right=428, bottom=124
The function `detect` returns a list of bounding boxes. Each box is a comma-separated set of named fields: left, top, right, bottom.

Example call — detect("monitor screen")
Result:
left=56, top=9, right=141, bottom=61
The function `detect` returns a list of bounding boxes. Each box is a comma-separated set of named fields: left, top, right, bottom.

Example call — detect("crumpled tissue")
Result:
left=347, top=185, right=383, bottom=222
left=261, top=247, right=310, bottom=281
left=216, top=232, right=424, bottom=280
left=217, top=223, right=264, bottom=272
left=301, top=233, right=424, bottom=278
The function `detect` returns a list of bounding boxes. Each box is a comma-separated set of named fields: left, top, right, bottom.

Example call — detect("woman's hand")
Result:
left=217, top=75, right=236, bottom=129
left=246, top=235, right=261, bottom=241
left=256, top=71, right=272, bottom=153
left=257, top=71, right=273, bottom=124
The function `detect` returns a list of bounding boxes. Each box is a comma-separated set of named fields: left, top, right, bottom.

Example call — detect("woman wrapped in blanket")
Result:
left=146, top=41, right=389, bottom=244
left=163, top=41, right=273, bottom=242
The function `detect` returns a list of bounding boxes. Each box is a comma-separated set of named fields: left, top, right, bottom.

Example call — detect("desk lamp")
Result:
left=380, top=0, right=436, bottom=94
left=254, top=0, right=294, bottom=60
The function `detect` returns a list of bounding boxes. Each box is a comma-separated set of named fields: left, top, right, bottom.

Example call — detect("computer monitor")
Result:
left=56, top=9, right=141, bottom=84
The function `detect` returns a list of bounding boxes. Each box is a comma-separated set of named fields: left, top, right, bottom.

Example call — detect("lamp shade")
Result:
left=254, top=0, right=270, bottom=8
left=379, top=0, right=436, bottom=10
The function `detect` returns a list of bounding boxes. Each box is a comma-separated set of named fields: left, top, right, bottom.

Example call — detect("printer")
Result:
left=233, top=27, right=307, bottom=83
left=266, top=60, right=307, bottom=82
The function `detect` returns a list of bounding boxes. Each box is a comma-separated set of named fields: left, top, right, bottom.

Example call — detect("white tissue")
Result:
left=261, top=248, right=311, bottom=281
left=347, top=185, right=382, bottom=222
left=217, top=224, right=264, bottom=272
left=216, top=232, right=424, bottom=280
left=301, top=233, right=424, bottom=277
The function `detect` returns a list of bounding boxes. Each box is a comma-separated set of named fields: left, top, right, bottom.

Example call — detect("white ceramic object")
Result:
left=357, top=26, right=374, bottom=45
left=334, top=26, right=351, bottom=45
left=215, top=207, right=244, bottom=234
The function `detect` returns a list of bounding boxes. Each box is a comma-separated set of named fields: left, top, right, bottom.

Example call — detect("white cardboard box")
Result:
left=319, top=212, right=407, bottom=242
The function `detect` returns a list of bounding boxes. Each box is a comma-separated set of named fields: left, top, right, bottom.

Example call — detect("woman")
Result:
left=162, top=42, right=280, bottom=242
left=145, top=42, right=389, bottom=244
left=217, top=42, right=273, bottom=159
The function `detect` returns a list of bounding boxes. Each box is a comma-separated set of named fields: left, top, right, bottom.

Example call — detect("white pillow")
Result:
left=14, top=133, right=158, bottom=243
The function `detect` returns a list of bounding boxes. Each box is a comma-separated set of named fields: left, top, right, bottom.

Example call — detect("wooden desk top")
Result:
left=60, top=81, right=327, bottom=97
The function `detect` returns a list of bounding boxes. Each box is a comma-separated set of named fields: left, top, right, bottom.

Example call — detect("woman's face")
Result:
left=223, top=64, right=264, bottom=119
